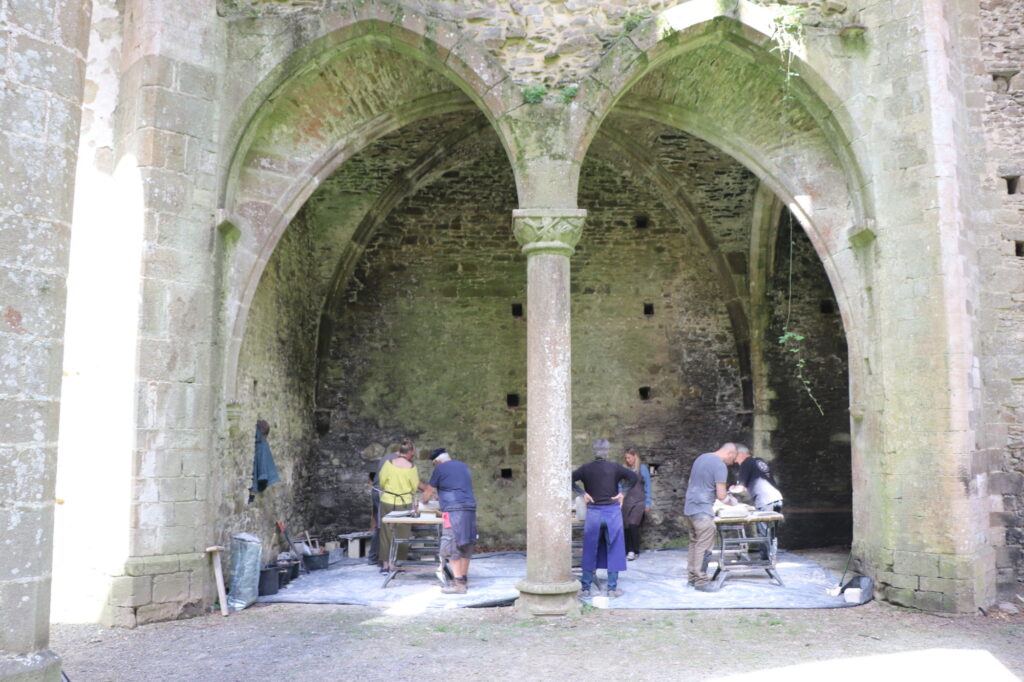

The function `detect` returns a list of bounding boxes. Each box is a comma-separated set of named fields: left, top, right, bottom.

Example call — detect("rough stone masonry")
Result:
left=1, top=0, right=1022, bottom=678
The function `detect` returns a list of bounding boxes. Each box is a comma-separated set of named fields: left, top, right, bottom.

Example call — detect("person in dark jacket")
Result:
left=729, top=444, right=782, bottom=560
left=572, top=438, right=637, bottom=599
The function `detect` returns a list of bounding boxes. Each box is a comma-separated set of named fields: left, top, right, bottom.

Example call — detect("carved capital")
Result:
left=512, top=208, right=586, bottom=256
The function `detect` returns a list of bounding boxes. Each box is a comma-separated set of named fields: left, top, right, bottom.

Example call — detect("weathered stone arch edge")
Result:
left=219, top=3, right=519, bottom=211
left=221, top=98, right=479, bottom=399
left=574, top=0, right=874, bottom=221
left=616, top=102, right=858, bottom=315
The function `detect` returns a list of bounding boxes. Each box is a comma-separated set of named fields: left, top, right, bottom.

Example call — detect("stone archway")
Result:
left=574, top=1, right=876, bottom=596
left=213, top=16, right=523, bottom=578
left=486, top=1, right=876, bottom=616
left=219, top=13, right=520, bottom=400
left=566, top=0, right=994, bottom=612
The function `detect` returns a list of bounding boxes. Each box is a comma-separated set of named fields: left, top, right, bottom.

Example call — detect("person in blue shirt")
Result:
left=619, top=446, right=653, bottom=561
left=420, top=447, right=477, bottom=594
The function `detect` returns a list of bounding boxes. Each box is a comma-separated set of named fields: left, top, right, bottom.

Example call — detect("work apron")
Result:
left=621, top=477, right=646, bottom=527
left=581, top=503, right=627, bottom=572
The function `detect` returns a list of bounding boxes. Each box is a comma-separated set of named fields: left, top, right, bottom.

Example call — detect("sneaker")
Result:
left=578, top=588, right=591, bottom=599
left=626, top=552, right=636, bottom=561
left=607, top=588, right=624, bottom=599
left=441, top=581, right=467, bottom=594
left=694, top=582, right=720, bottom=593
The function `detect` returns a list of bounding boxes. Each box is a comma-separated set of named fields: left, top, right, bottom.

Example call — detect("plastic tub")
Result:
left=258, top=566, right=279, bottom=596
left=303, top=553, right=329, bottom=571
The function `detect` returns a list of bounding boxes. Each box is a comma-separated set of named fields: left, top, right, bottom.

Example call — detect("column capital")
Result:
left=512, top=208, right=586, bottom=256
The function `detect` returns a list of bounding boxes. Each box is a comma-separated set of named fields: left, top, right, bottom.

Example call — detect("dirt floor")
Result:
left=52, top=550, right=1024, bottom=682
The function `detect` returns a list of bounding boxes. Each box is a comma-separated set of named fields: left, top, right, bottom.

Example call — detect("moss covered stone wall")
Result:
left=222, top=212, right=321, bottom=565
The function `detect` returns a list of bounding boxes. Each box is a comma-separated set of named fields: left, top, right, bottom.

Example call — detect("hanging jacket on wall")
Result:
left=251, top=426, right=280, bottom=495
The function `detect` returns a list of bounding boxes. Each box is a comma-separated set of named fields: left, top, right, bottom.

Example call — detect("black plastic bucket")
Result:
left=258, top=566, right=279, bottom=596
left=303, top=553, right=329, bottom=571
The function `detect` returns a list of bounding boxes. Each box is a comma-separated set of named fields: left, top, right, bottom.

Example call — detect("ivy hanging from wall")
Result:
left=769, top=5, right=806, bottom=105
left=778, top=211, right=825, bottom=416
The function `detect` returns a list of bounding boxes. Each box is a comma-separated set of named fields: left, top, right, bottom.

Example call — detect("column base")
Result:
left=0, top=650, right=62, bottom=682
left=514, top=578, right=581, bottom=617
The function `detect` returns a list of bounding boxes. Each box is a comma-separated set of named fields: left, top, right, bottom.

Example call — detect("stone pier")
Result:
left=512, top=209, right=585, bottom=617
left=0, top=0, right=90, bottom=679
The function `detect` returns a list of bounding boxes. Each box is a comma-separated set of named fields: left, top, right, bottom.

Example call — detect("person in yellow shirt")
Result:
left=377, top=443, right=422, bottom=573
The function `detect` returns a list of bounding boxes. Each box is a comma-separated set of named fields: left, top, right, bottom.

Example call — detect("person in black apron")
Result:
left=619, top=446, right=652, bottom=561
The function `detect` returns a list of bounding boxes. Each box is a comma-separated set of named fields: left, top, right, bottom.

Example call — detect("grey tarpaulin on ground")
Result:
left=227, top=533, right=262, bottom=611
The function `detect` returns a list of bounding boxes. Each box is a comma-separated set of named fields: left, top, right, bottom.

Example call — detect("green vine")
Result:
left=768, top=6, right=806, bottom=103
left=778, top=330, right=824, bottom=416
left=778, top=211, right=824, bottom=416
left=623, top=9, right=651, bottom=32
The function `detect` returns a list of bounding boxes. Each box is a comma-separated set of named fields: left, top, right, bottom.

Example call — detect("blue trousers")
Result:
left=581, top=569, right=618, bottom=591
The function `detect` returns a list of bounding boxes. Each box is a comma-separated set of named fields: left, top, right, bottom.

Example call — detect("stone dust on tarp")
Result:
left=257, top=549, right=866, bottom=610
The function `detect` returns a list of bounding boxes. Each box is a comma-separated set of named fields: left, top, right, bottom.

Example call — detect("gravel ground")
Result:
left=52, top=550, right=1024, bottom=682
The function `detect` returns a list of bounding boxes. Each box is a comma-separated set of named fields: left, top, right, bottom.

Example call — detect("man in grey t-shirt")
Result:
left=683, top=442, right=739, bottom=591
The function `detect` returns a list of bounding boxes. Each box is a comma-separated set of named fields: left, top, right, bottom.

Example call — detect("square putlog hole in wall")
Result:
left=643, top=303, right=654, bottom=316
left=1016, top=241, right=1024, bottom=258
left=506, top=393, right=520, bottom=408
left=314, top=409, right=331, bottom=436
left=726, top=251, right=748, bottom=275
left=1004, top=176, right=1020, bottom=195
left=638, top=386, right=651, bottom=401
left=500, top=468, right=513, bottom=479
left=635, top=215, right=650, bottom=229
left=511, top=303, right=523, bottom=317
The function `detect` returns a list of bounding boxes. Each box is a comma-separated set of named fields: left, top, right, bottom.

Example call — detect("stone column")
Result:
left=512, top=208, right=585, bottom=617
left=0, top=0, right=91, bottom=679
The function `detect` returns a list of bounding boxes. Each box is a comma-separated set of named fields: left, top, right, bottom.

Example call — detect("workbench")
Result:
left=710, top=511, right=785, bottom=589
left=380, top=513, right=452, bottom=588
